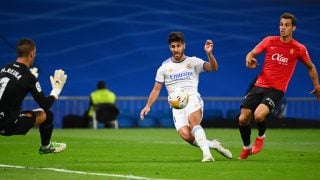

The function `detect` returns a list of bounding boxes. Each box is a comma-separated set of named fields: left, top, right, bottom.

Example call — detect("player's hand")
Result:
left=309, top=84, right=320, bottom=101
left=50, top=69, right=67, bottom=99
left=246, top=58, right=258, bottom=68
left=30, top=67, right=39, bottom=78
left=204, top=40, right=213, bottom=54
left=140, top=106, right=150, bottom=120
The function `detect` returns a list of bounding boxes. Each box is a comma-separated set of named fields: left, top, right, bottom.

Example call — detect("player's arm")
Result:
left=30, top=69, right=67, bottom=109
left=29, top=78, right=55, bottom=110
left=140, top=82, right=163, bottom=120
left=203, top=39, right=218, bottom=71
left=246, top=37, right=270, bottom=68
left=28, top=67, right=55, bottom=109
left=304, top=60, right=320, bottom=101
left=245, top=50, right=259, bottom=68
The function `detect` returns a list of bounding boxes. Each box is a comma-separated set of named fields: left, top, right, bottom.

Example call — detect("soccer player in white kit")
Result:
left=140, top=32, right=232, bottom=162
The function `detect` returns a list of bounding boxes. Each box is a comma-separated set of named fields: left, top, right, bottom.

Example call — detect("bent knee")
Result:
left=178, top=128, right=194, bottom=143
left=239, top=115, right=250, bottom=126
left=254, top=104, right=269, bottom=122
left=254, top=112, right=267, bottom=123
left=238, top=109, right=252, bottom=126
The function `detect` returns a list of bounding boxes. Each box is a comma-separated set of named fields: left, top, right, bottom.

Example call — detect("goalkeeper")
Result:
left=0, top=38, right=67, bottom=154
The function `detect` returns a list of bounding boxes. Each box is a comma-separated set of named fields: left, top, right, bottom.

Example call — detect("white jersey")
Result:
left=155, top=56, right=206, bottom=95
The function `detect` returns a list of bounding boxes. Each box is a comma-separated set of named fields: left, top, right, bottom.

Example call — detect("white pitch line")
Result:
left=0, top=164, right=174, bottom=180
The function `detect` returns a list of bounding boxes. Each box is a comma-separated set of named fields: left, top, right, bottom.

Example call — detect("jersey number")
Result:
left=0, top=77, right=10, bottom=100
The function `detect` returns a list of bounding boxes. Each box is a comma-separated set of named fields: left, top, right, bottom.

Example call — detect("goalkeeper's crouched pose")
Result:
left=0, top=38, right=68, bottom=154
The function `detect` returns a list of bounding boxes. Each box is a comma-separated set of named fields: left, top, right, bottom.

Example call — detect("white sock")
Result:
left=258, top=134, right=266, bottom=138
left=192, top=125, right=211, bottom=156
left=207, top=140, right=219, bottom=149
left=41, top=142, right=51, bottom=149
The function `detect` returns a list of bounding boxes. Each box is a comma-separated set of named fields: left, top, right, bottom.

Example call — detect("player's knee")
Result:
left=254, top=111, right=268, bottom=122
left=254, top=104, right=269, bottom=122
left=239, top=108, right=252, bottom=126
left=46, top=110, right=53, bottom=122
left=254, top=111, right=267, bottom=123
left=179, top=130, right=193, bottom=143
left=238, top=114, right=250, bottom=126
left=41, top=110, right=54, bottom=127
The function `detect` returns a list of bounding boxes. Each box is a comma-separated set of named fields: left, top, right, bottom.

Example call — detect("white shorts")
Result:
left=172, top=94, right=204, bottom=131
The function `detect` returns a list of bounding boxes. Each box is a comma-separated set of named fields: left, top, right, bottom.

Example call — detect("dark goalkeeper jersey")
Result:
left=0, top=62, right=55, bottom=127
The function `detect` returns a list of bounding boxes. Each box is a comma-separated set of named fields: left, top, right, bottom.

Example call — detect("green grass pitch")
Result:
left=0, top=128, right=319, bottom=180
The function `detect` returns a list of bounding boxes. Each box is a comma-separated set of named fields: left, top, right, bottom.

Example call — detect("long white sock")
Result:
left=192, top=125, right=211, bottom=156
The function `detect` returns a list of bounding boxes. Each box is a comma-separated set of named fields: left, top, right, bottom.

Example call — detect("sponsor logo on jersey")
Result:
left=169, top=71, right=193, bottom=80
left=271, top=53, right=288, bottom=65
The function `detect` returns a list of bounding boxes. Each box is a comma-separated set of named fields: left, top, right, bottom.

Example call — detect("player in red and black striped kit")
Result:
left=0, top=38, right=68, bottom=154
left=238, top=13, right=320, bottom=159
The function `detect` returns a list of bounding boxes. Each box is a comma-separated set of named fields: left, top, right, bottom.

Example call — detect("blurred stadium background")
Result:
left=1, top=0, right=319, bottom=128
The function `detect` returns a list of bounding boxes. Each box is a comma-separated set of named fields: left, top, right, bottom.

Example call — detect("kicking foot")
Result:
left=212, top=139, right=233, bottom=159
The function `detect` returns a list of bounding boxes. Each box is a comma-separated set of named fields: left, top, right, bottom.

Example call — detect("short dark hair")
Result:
left=168, top=32, right=185, bottom=44
left=16, top=38, right=36, bottom=58
left=280, top=13, right=296, bottom=26
left=97, top=80, right=106, bottom=89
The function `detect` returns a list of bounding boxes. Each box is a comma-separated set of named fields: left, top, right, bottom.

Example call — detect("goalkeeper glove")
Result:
left=50, top=69, right=67, bottom=99
left=30, top=67, right=39, bottom=78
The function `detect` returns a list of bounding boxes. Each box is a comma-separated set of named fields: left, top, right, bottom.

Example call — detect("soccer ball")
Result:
left=168, top=87, right=189, bottom=109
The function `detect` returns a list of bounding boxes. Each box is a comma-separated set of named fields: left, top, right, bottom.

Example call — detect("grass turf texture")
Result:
left=0, top=128, right=319, bottom=180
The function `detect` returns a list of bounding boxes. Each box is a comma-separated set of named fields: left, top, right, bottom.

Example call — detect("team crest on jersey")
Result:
left=35, top=82, right=42, bottom=92
left=186, top=63, right=192, bottom=69
left=167, top=68, right=173, bottom=73
left=290, top=48, right=294, bottom=54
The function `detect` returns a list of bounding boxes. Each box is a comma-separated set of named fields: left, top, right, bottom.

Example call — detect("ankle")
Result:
left=258, top=134, right=266, bottom=139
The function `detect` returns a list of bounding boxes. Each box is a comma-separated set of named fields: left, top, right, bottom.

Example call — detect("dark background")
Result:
left=1, top=0, right=319, bottom=97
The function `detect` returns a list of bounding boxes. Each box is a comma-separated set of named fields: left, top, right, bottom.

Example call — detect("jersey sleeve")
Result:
left=155, top=65, right=164, bottom=83
left=28, top=74, right=55, bottom=110
left=253, top=36, right=270, bottom=54
left=192, top=56, right=206, bottom=73
left=298, top=45, right=311, bottom=63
